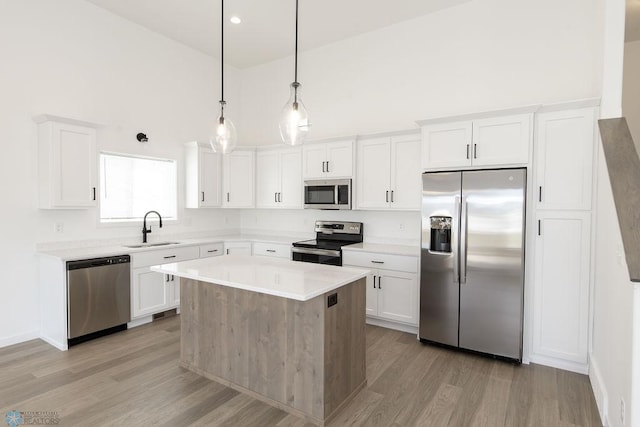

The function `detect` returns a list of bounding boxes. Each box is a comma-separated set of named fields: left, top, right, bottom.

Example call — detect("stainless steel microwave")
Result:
left=303, top=179, right=351, bottom=210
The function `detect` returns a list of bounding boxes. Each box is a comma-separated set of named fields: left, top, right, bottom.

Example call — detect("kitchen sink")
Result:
left=124, top=241, right=181, bottom=249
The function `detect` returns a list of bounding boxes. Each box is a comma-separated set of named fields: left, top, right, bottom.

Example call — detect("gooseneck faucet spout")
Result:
left=142, top=210, right=163, bottom=243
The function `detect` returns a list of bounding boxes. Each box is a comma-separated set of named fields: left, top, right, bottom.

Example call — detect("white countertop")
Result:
left=37, top=234, right=307, bottom=261
left=342, top=242, right=420, bottom=257
left=151, top=255, right=370, bottom=301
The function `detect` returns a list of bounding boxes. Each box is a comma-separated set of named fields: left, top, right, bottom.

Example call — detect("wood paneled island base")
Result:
left=179, top=277, right=366, bottom=426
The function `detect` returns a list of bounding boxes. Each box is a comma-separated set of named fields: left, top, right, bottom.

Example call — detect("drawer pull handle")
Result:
left=266, top=249, right=276, bottom=253
left=207, top=249, right=219, bottom=253
left=163, top=255, right=176, bottom=259
left=371, top=260, right=384, bottom=264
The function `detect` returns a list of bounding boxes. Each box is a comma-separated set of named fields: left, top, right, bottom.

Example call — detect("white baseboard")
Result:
left=366, top=317, right=418, bottom=335
left=39, top=334, right=68, bottom=351
left=0, top=330, right=39, bottom=349
left=589, top=354, right=609, bottom=426
left=128, top=316, right=153, bottom=328
left=529, top=353, right=588, bottom=374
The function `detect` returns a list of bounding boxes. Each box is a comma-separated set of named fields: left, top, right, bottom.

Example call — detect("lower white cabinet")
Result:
left=224, top=241, right=252, bottom=256
left=530, top=211, right=591, bottom=371
left=343, top=250, right=419, bottom=327
left=130, top=246, right=199, bottom=319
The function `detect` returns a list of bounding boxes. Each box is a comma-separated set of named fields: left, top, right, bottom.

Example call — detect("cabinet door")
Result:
left=279, top=147, right=302, bottom=208
left=224, top=242, right=252, bottom=256
left=532, top=212, right=591, bottom=366
left=223, top=150, right=255, bottom=208
left=200, top=149, right=222, bottom=207
left=472, top=114, right=531, bottom=167
left=256, top=150, right=280, bottom=208
left=390, top=136, right=421, bottom=210
left=325, top=140, right=354, bottom=178
left=302, top=144, right=327, bottom=179
left=366, top=273, right=378, bottom=317
left=377, top=270, right=419, bottom=325
left=48, top=122, right=97, bottom=208
left=535, top=108, right=595, bottom=210
left=132, top=268, right=168, bottom=318
left=356, top=138, right=391, bottom=209
left=421, top=121, right=472, bottom=170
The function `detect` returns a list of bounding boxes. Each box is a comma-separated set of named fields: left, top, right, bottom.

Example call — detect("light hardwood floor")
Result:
left=0, top=315, right=602, bottom=426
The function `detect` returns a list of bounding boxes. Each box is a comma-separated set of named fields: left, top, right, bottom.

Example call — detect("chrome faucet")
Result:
left=142, top=211, right=163, bottom=243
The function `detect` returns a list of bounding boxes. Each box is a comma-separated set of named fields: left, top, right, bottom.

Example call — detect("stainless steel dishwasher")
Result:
left=66, top=255, right=131, bottom=346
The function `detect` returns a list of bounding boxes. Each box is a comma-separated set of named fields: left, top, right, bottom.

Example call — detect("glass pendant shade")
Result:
left=279, top=82, right=310, bottom=146
left=210, top=109, right=237, bottom=154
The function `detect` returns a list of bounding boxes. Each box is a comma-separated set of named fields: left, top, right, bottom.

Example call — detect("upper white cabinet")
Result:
left=420, top=113, right=532, bottom=170
left=184, top=142, right=222, bottom=208
left=356, top=134, right=421, bottom=210
left=256, top=147, right=302, bottom=209
left=535, top=107, right=596, bottom=211
left=223, top=149, right=255, bottom=208
left=302, top=139, right=354, bottom=179
left=36, top=116, right=98, bottom=209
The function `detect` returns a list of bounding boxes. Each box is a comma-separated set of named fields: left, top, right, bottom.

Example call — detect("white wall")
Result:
left=590, top=141, right=637, bottom=427
left=0, top=0, right=242, bottom=346
left=239, top=0, right=604, bottom=145
left=623, top=40, right=640, bottom=153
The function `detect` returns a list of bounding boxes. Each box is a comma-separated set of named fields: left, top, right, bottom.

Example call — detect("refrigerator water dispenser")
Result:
left=430, top=216, right=452, bottom=253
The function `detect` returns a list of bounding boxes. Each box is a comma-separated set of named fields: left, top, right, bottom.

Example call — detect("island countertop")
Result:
left=151, top=255, right=370, bottom=301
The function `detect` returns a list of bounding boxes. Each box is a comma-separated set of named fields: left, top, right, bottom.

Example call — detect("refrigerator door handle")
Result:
left=452, top=196, right=461, bottom=283
left=460, top=197, right=468, bottom=284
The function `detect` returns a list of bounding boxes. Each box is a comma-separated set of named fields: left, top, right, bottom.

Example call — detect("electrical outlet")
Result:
left=54, top=223, right=64, bottom=233
left=621, top=398, right=625, bottom=425
left=399, top=222, right=405, bottom=231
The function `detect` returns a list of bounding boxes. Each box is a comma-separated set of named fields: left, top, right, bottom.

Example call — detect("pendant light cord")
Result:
left=220, top=0, right=225, bottom=114
left=294, top=0, right=298, bottom=84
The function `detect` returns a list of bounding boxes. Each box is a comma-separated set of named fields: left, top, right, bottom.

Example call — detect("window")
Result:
left=99, top=153, right=177, bottom=223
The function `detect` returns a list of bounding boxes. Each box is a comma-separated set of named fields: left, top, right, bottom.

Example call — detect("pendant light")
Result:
left=279, top=0, right=310, bottom=146
left=210, top=0, right=237, bottom=154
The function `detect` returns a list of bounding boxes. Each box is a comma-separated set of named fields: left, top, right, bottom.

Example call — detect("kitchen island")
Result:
left=151, top=255, right=369, bottom=426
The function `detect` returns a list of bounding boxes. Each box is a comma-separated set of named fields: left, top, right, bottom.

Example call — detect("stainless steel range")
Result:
left=292, top=220, right=363, bottom=266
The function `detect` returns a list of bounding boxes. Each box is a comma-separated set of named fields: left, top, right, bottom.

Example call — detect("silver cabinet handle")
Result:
left=278, top=192, right=281, bottom=203
left=473, top=144, right=478, bottom=159
left=371, top=260, right=384, bottom=264
left=92, top=187, right=96, bottom=201
left=227, top=193, right=230, bottom=202
left=275, top=192, right=278, bottom=203
left=538, top=186, right=542, bottom=202
left=386, top=191, right=389, bottom=203
left=163, top=255, right=176, bottom=259
left=322, top=161, right=326, bottom=172
left=373, top=275, right=377, bottom=289
left=266, top=249, right=276, bottom=253
left=538, top=219, right=542, bottom=236
left=207, top=249, right=218, bottom=253
left=391, top=190, right=394, bottom=203
left=326, top=161, right=330, bottom=173
left=202, top=191, right=205, bottom=202
left=466, top=144, right=470, bottom=159
left=378, top=276, right=382, bottom=289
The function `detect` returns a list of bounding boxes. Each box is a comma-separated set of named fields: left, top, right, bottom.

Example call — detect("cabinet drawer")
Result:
left=342, top=251, right=418, bottom=273
left=253, top=242, right=291, bottom=259
left=199, top=242, right=224, bottom=258
left=131, top=246, right=199, bottom=268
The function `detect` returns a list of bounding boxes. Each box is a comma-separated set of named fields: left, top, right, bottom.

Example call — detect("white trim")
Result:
left=128, top=316, right=153, bottom=328
left=366, top=317, right=418, bottom=335
left=415, top=104, right=541, bottom=126
left=33, top=114, right=103, bottom=128
left=39, top=334, right=68, bottom=351
left=589, top=354, right=609, bottom=426
left=536, top=98, right=601, bottom=113
left=529, top=353, right=588, bottom=374
left=0, top=330, right=40, bottom=349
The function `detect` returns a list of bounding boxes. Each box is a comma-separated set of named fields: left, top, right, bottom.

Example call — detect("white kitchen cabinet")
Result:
left=256, top=147, right=302, bottom=208
left=356, top=134, right=421, bottom=210
left=223, top=149, right=255, bottom=208
left=343, top=251, right=419, bottom=327
left=530, top=211, right=591, bottom=371
left=420, top=113, right=531, bottom=170
left=185, top=142, right=222, bottom=208
left=130, top=246, right=198, bottom=319
left=252, top=242, right=291, bottom=259
left=224, top=241, right=252, bottom=256
left=302, top=139, right=354, bottom=179
left=36, top=116, right=98, bottom=209
left=535, top=107, right=596, bottom=211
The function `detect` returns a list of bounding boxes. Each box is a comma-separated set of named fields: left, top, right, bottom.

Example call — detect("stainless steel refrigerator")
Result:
left=419, top=168, right=526, bottom=361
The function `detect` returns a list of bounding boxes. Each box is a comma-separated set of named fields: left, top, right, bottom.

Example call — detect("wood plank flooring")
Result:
left=0, top=315, right=602, bottom=426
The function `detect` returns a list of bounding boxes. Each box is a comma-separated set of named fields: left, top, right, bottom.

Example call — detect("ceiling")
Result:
left=627, top=0, right=640, bottom=42
left=85, top=0, right=469, bottom=69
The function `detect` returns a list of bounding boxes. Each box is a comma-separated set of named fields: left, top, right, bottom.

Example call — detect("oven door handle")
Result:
left=291, top=247, right=341, bottom=257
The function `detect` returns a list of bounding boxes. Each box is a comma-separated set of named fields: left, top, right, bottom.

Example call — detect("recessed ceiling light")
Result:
left=230, top=16, right=241, bottom=24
